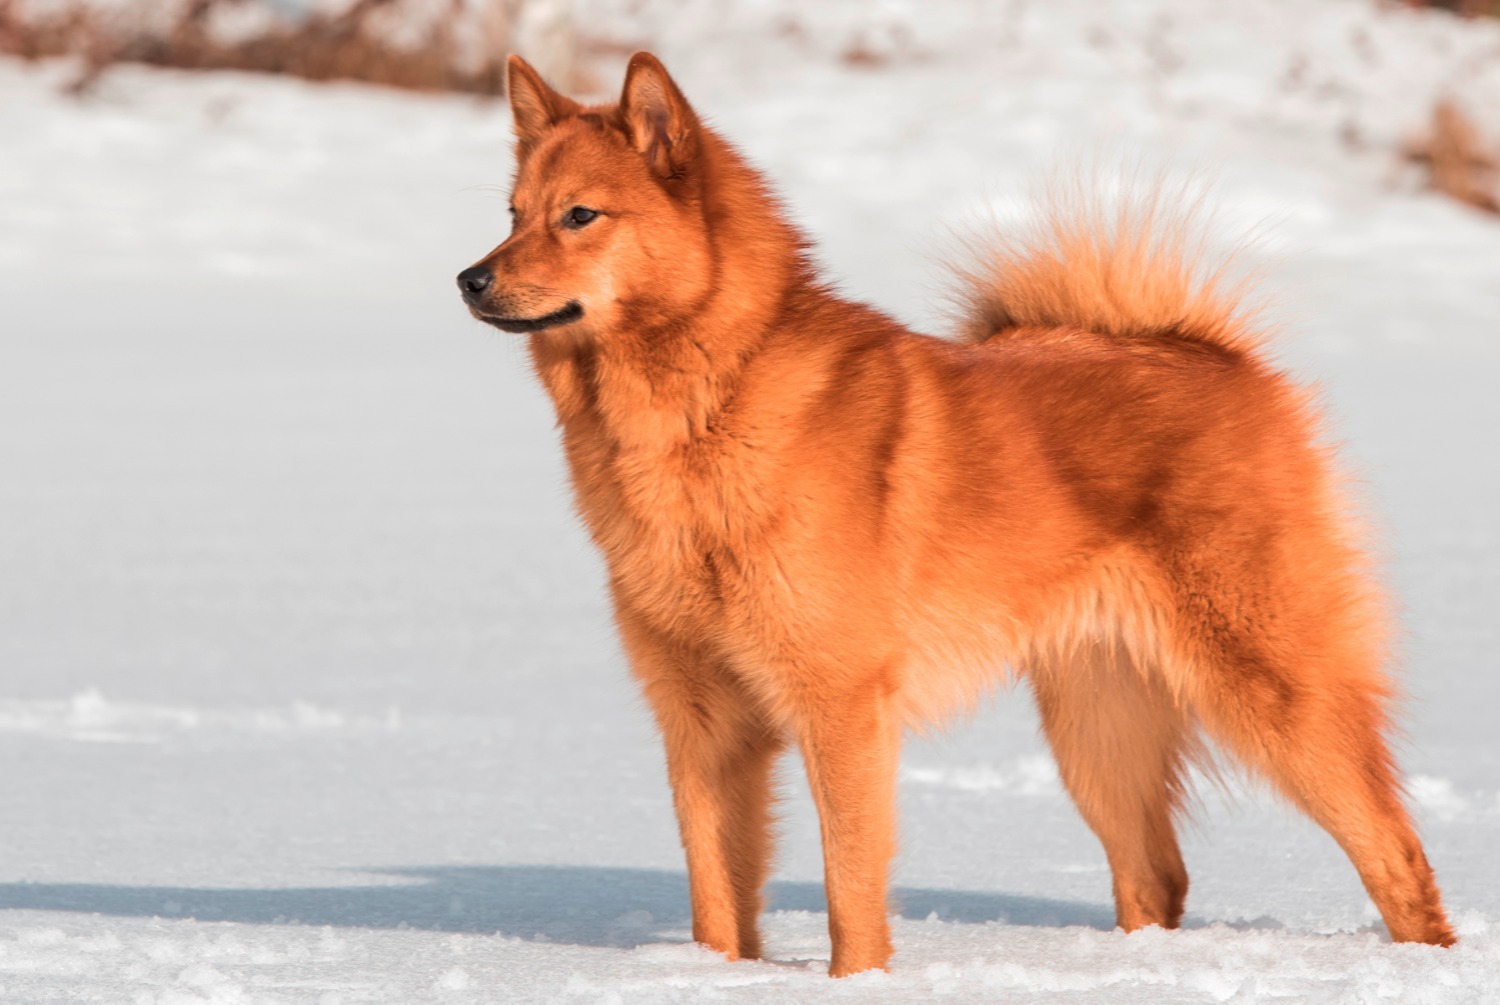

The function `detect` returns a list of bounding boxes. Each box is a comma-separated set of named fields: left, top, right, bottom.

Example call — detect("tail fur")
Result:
left=950, top=182, right=1264, bottom=352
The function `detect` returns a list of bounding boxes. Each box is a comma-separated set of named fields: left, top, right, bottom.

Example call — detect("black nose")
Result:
left=456, top=266, right=493, bottom=302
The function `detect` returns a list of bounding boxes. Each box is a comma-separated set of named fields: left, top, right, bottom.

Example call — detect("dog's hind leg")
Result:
left=618, top=611, right=786, bottom=960
left=1169, top=552, right=1456, bottom=947
left=1029, top=640, right=1194, bottom=931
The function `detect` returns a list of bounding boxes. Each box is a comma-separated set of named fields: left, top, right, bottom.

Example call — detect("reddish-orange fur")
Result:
left=461, top=53, right=1456, bottom=976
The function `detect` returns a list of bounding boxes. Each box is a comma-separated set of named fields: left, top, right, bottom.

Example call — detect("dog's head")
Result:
left=457, top=53, right=712, bottom=340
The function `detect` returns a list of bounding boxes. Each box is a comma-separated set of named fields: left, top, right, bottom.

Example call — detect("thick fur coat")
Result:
left=457, top=53, right=1455, bottom=976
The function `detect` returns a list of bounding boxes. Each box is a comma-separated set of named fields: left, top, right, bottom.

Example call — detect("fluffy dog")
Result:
left=457, top=52, right=1455, bottom=976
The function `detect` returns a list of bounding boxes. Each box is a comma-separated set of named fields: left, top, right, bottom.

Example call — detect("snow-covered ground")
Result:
left=3, top=0, right=1499, bottom=1000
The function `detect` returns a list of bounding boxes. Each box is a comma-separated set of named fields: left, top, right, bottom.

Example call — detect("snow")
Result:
left=2, top=0, right=1499, bottom=1000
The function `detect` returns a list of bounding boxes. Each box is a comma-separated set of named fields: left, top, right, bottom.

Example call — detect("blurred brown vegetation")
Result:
left=1405, top=100, right=1500, bottom=214
left=1403, top=0, right=1500, bottom=16
left=3, top=0, right=1497, bottom=218
left=0, top=0, right=539, bottom=94
left=1399, top=3, right=1500, bottom=214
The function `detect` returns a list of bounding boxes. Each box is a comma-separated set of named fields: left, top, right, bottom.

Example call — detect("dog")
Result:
left=457, top=52, right=1455, bottom=976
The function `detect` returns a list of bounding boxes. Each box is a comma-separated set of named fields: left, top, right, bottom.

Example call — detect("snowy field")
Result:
left=3, top=0, right=1500, bottom=1000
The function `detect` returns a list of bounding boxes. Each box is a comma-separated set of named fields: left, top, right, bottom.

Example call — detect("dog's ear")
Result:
left=620, top=52, right=699, bottom=180
left=507, top=55, right=578, bottom=156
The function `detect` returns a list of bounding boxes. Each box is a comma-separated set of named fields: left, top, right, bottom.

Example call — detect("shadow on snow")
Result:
left=0, top=865, right=1126, bottom=946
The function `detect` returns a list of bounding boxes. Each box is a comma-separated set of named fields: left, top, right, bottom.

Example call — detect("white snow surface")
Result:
left=3, top=0, right=1500, bottom=1000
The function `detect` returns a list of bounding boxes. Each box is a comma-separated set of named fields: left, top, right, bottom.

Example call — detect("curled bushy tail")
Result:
left=949, top=182, right=1265, bottom=352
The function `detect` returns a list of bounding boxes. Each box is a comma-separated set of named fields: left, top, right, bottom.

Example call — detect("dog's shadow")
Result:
left=0, top=865, right=1130, bottom=947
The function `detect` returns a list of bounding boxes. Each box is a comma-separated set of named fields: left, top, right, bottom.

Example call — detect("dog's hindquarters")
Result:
left=1020, top=504, right=1453, bottom=946
left=945, top=187, right=1454, bottom=948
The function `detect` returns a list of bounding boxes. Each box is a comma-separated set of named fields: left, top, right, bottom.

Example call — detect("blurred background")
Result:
left=1, top=1, right=1498, bottom=1001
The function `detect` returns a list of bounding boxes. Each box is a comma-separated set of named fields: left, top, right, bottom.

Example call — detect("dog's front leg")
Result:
left=617, top=610, right=784, bottom=960
left=794, top=679, right=899, bottom=977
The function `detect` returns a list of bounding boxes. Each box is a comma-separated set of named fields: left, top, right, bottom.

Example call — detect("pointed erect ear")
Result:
left=619, top=52, right=700, bottom=180
left=507, top=54, right=579, bottom=155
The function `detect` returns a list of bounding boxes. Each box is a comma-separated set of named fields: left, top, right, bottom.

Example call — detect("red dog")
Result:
left=458, top=52, right=1455, bottom=976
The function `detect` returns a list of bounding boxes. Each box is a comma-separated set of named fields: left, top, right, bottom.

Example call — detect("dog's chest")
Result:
left=568, top=433, right=763, bottom=627
left=540, top=350, right=789, bottom=633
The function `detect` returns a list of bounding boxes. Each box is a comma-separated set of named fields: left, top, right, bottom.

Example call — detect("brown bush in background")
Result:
left=1405, top=99, right=1500, bottom=214
left=1403, top=0, right=1500, bottom=17
left=0, top=0, right=575, bottom=94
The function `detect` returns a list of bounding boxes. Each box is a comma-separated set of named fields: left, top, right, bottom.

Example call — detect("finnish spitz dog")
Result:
left=457, top=52, right=1454, bottom=975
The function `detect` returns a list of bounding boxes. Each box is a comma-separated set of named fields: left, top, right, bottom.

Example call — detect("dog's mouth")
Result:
left=476, top=301, right=584, bottom=334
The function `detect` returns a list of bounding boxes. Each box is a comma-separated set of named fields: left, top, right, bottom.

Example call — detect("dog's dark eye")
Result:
left=564, top=206, right=599, bottom=229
